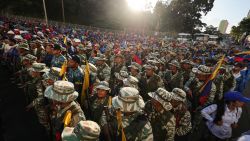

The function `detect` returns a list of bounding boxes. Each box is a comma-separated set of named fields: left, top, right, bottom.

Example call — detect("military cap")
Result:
left=44, top=80, right=78, bottom=103
left=148, top=88, right=173, bottom=111
left=61, top=120, right=101, bottom=141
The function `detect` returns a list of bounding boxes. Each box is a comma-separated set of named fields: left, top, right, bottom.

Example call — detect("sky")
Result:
left=126, top=0, right=250, bottom=33
left=201, top=0, right=250, bottom=33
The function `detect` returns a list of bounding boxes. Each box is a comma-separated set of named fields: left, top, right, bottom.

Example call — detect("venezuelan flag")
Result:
left=199, top=55, right=225, bottom=105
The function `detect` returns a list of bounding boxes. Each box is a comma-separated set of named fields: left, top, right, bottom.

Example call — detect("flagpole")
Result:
left=61, top=0, right=65, bottom=23
left=42, top=0, right=48, bottom=26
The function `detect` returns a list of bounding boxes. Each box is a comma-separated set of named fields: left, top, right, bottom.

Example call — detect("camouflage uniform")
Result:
left=214, top=72, right=236, bottom=102
left=96, top=63, right=111, bottom=82
left=44, top=80, right=86, bottom=141
left=145, top=88, right=176, bottom=141
left=164, top=70, right=184, bottom=91
left=173, top=104, right=192, bottom=137
left=29, top=78, right=50, bottom=133
left=101, top=87, right=153, bottom=141
left=50, top=101, right=86, bottom=141
left=51, top=54, right=66, bottom=68
left=139, top=73, right=164, bottom=101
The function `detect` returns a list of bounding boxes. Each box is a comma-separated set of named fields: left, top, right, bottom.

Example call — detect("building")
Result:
left=218, top=20, right=228, bottom=34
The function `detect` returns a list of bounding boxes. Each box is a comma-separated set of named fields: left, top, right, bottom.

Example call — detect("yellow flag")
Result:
left=81, top=61, right=90, bottom=104
left=59, top=61, right=67, bottom=78
left=236, top=51, right=250, bottom=55
left=210, top=55, right=225, bottom=80
left=64, top=36, right=67, bottom=45
left=63, top=110, right=72, bottom=127
left=108, top=96, right=112, bottom=108
left=116, top=109, right=126, bottom=141
left=199, top=55, right=225, bottom=92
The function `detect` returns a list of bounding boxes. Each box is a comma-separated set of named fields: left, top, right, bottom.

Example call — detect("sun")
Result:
left=127, top=0, right=146, bottom=12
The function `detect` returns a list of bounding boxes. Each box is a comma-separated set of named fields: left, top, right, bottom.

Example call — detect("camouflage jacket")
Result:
left=164, top=70, right=184, bottom=91
left=101, top=110, right=153, bottom=141
left=139, top=73, right=164, bottom=101
left=51, top=54, right=66, bottom=68
left=96, top=63, right=111, bottom=82
left=144, top=101, right=176, bottom=141
left=173, top=104, right=192, bottom=136
left=184, top=77, right=216, bottom=110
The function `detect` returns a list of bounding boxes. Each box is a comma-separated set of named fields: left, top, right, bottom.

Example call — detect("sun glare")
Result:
left=127, top=0, right=146, bottom=12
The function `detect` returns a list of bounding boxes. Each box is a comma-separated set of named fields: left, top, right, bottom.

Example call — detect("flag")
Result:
left=81, top=61, right=90, bottom=104
left=236, top=51, right=250, bottom=55
left=63, top=110, right=72, bottom=127
left=199, top=55, right=225, bottom=105
left=116, top=109, right=126, bottom=141
left=59, top=61, right=67, bottom=80
left=64, top=36, right=67, bottom=45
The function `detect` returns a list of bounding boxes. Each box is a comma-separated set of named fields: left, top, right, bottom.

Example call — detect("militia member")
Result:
left=67, top=55, right=83, bottom=93
left=144, top=88, right=176, bottom=141
left=61, top=120, right=101, bottom=141
left=51, top=44, right=66, bottom=68
left=164, top=60, right=184, bottom=91
left=94, top=54, right=111, bottom=82
left=26, top=63, right=51, bottom=133
left=102, top=87, right=153, bottom=141
left=139, top=64, right=164, bottom=101
left=44, top=80, right=86, bottom=141
left=170, top=88, right=192, bottom=141
left=128, top=62, right=141, bottom=80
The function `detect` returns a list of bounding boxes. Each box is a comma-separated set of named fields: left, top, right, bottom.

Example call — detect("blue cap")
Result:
left=224, top=91, right=250, bottom=103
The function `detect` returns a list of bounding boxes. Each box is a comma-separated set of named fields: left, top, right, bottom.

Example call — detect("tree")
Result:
left=230, top=18, right=250, bottom=41
left=204, top=25, right=219, bottom=35
left=155, top=0, right=214, bottom=33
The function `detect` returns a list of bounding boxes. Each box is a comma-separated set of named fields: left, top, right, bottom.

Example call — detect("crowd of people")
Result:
left=1, top=16, right=250, bottom=141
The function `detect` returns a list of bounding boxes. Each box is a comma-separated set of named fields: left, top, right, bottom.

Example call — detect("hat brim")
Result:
left=192, top=68, right=211, bottom=75
left=44, top=86, right=78, bottom=102
left=169, top=63, right=180, bottom=68
left=112, top=96, right=144, bottom=112
left=240, top=97, right=250, bottom=103
left=96, top=85, right=110, bottom=91
left=61, top=127, right=79, bottom=141
left=148, top=92, right=172, bottom=111
left=33, top=68, right=50, bottom=73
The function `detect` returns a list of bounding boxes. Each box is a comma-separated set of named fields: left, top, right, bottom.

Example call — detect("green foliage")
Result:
left=230, top=18, right=250, bottom=41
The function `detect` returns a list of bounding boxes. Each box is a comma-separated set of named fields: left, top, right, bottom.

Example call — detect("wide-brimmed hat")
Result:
left=112, top=87, right=145, bottom=112
left=171, top=88, right=186, bottom=102
left=96, top=81, right=110, bottom=91
left=169, top=60, right=180, bottom=68
left=18, top=43, right=30, bottom=51
left=224, top=91, right=250, bottom=103
left=43, top=67, right=61, bottom=81
left=115, top=70, right=129, bottom=80
left=61, top=120, right=100, bottom=141
left=31, top=63, right=49, bottom=73
left=44, top=81, right=78, bottom=103
left=81, top=63, right=97, bottom=73
left=123, top=76, right=139, bottom=89
left=148, top=88, right=173, bottom=111
left=22, top=54, right=37, bottom=62
left=128, top=62, right=141, bottom=71
left=192, top=65, right=212, bottom=75
left=94, top=54, right=107, bottom=61
left=144, top=64, right=157, bottom=71
left=181, top=59, right=194, bottom=66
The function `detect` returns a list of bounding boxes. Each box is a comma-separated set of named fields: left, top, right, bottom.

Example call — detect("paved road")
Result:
left=0, top=64, right=49, bottom=141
